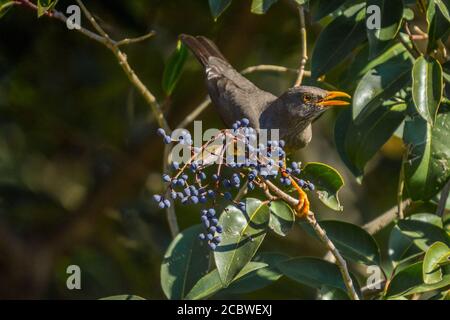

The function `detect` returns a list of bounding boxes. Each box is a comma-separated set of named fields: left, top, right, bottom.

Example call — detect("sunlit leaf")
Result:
left=311, top=0, right=347, bottom=21
left=298, top=162, right=344, bottom=211
left=251, top=0, right=278, bottom=15
left=386, top=261, right=450, bottom=298
left=423, top=241, right=450, bottom=284
left=185, top=262, right=267, bottom=300
left=162, top=41, right=188, bottom=96
left=0, top=0, right=15, bottom=19
left=37, top=0, right=58, bottom=17
left=214, top=198, right=270, bottom=286
left=412, top=56, right=443, bottom=124
left=403, top=111, right=450, bottom=200
left=160, top=224, right=211, bottom=299
left=268, top=200, right=295, bottom=236
left=352, top=54, right=411, bottom=123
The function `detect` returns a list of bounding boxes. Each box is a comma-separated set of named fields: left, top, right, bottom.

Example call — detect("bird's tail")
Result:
left=179, top=34, right=228, bottom=67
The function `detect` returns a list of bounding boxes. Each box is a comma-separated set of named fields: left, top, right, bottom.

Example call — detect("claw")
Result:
left=281, top=161, right=310, bottom=218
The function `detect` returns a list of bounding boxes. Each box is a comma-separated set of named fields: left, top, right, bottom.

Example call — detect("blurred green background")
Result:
left=0, top=0, right=406, bottom=299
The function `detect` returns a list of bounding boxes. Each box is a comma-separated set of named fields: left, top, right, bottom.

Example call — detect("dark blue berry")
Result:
left=211, top=218, right=219, bottom=226
left=157, top=128, right=166, bottom=137
left=163, top=135, right=172, bottom=144
left=209, top=243, right=217, bottom=250
left=224, top=192, right=232, bottom=200
left=152, top=194, right=162, bottom=202
left=162, top=174, right=171, bottom=182
left=171, top=162, right=179, bottom=170
left=190, top=196, right=199, bottom=204
left=216, top=226, right=223, bottom=233
left=198, top=233, right=206, bottom=240
left=206, top=233, right=214, bottom=241
left=163, top=199, right=171, bottom=208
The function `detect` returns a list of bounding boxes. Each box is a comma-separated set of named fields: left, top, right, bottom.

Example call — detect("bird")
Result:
left=180, top=34, right=350, bottom=216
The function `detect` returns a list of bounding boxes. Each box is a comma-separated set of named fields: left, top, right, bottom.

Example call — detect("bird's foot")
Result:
left=290, top=177, right=310, bottom=218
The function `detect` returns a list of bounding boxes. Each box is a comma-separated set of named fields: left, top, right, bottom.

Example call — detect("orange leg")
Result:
left=281, top=162, right=309, bottom=218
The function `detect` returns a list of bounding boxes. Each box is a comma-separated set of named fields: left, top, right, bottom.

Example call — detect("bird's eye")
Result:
left=303, top=95, right=311, bottom=103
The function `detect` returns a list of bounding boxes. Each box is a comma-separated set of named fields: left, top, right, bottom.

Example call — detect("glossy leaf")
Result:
left=278, top=257, right=359, bottom=298
left=346, top=42, right=407, bottom=83
left=300, top=220, right=381, bottom=266
left=185, top=262, right=267, bottom=300
left=335, top=104, right=406, bottom=180
left=388, top=224, right=422, bottom=267
left=311, top=3, right=366, bottom=78
left=435, top=0, right=450, bottom=22
left=214, top=198, right=270, bottom=286
left=427, top=1, right=450, bottom=52
left=268, top=200, right=295, bottom=236
left=366, top=0, right=403, bottom=58
left=251, top=0, right=278, bottom=15
left=386, top=261, right=450, bottom=298
left=353, top=54, right=411, bottom=123
left=423, top=242, right=450, bottom=284
left=224, top=252, right=288, bottom=294
left=99, top=295, right=145, bottom=300
left=37, top=0, right=58, bottom=17
left=412, top=56, right=443, bottom=124
left=298, top=162, right=344, bottom=211
left=403, top=112, right=450, bottom=200
left=397, top=213, right=450, bottom=252
left=311, top=0, right=347, bottom=21
left=208, top=0, right=232, bottom=20
left=160, top=224, right=211, bottom=299
left=162, top=41, right=188, bottom=96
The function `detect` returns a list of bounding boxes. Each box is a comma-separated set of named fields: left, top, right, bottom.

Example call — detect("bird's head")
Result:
left=283, top=86, right=351, bottom=121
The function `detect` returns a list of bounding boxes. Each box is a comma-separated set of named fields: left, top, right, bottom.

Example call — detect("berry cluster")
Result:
left=153, top=118, right=315, bottom=250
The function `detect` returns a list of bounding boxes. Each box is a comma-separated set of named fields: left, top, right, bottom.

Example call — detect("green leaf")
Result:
left=366, top=0, right=404, bottom=58
left=311, top=0, right=347, bottom=21
left=224, top=252, right=288, bottom=294
left=37, top=0, right=58, bottom=17
left=352, top=54, right=411, bottom=123
left=278, top=257, right=359, bottom=298
left=298, top=162, right=344, bottom=211
left=397, top=213, right=450, bottom=252
left=214, top=198, right=270, bottom=286
left=335, top=104, right=406, bottom=180
left=386, top=261, right=450, bottom=298
left=435, top=0, right=450, bottom=22
left=185, top=262, right=267, bottom=300
left=319, top=286, right=350, bottom=300
left=388, top=224, right=422, bottom=267
left=99, top=295, right=145, bottom=300
left=300, top=220, right=381, bottom=266
left=423, top=242, right=450, bottom=284
left=311, top=3, right=366, bottom=78
left=346, top=42, right=407, bottom=83
left=412, top=56, right=443, bottom=124
left=160, top=224, right=211, bottom=299
left=208, top=0, right=232, bottom=20
left=0, top=0, right=15, bottom=19
left=403, top=112, right=450, bottom=200
left=162, top=41, right=188, bottom=96
left=427, top=1, right=450, bottom=53
left=268, top=200, right=295, bottom=236
left=250, top=0, right=278, bottom=15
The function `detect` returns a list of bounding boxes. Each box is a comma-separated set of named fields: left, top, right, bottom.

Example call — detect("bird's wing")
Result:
left=181, top=34, right=276, bottom=127
left=206, top=57, right=275, bottom=128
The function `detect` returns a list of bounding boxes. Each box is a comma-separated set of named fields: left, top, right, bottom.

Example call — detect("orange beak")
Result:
left=317, top=91, right=351, bottom=107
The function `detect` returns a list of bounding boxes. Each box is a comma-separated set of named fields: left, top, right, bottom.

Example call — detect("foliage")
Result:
left=0, top=0, right=449, bottom=300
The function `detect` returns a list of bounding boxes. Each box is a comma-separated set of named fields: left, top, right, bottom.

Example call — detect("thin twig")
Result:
left=436, top=180, right=450, bottom=217
left=294, top=5, right=307, bottom=86
left=397, top=151, right=407, bottom=219
left=116, top=31, right=156, bottom=46
left=305, top=214, right=360, bottom=300
left=363, top=199, right=412, bottom=235
left=263, top=180, right=359, bottom=300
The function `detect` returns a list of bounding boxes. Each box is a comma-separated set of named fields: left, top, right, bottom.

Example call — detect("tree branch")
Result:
left=263, top=180, right=359, bottom=300
left=294, top=5, right=308, bottom=86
